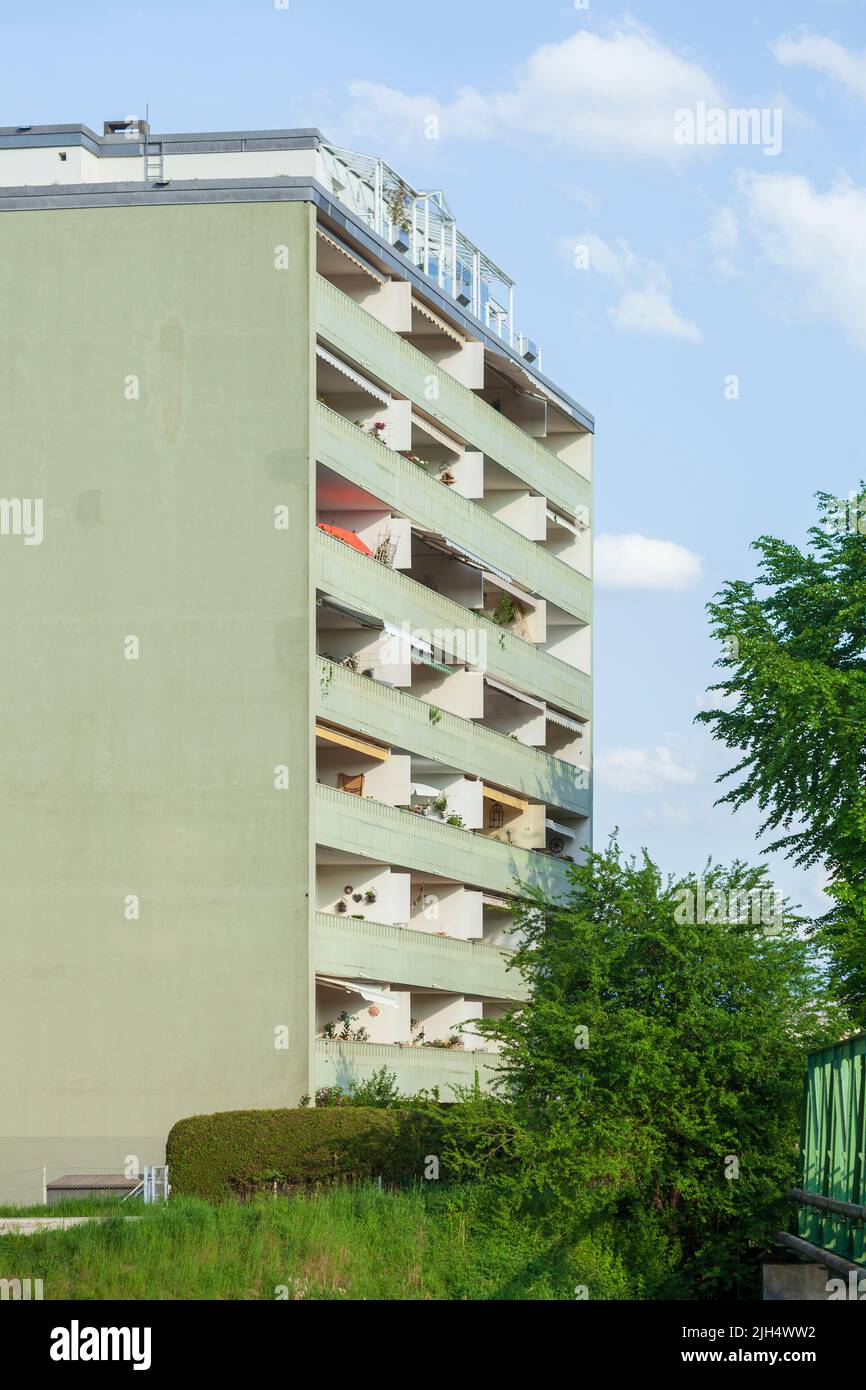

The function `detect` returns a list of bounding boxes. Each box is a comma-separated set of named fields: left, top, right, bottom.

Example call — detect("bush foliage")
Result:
left=166, top=1106, right=444, bottom=1202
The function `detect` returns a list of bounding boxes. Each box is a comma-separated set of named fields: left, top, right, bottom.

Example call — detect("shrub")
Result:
left=299, top=1066, right=405, bottom=1109
left=166, top=1106, right=445, bottom=1202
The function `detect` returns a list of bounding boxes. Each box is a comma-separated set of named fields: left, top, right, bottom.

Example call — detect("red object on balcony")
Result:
left=316, top=523, right=373, bottom=556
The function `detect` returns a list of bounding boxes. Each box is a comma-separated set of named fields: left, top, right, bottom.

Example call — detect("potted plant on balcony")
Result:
left=386, top=181, right=413, bottom=253
left=364, top=888, right=378, bottom=904
left=324, top=1010, right=369, bottom=1043
left=401, top=451, right=428, bottom=470
left=490, top=593, right=523, bottom=628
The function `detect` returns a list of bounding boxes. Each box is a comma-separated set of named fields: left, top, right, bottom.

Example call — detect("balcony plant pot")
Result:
left=393, top=225, right=411, bottom=254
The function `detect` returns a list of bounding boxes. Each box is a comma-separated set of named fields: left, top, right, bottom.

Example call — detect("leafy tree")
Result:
left=696, top=489, right=866, bottom=1014
left=479, top=841, right=837, bottom=1297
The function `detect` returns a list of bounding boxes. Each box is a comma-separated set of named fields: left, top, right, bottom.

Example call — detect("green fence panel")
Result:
left=799, top=1033, right=866, bottom=1263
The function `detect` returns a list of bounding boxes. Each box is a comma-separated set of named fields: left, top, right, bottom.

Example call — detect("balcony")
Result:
left=316, top=527, right=590, bottom=720
left=314, top=912, right=527, bottom=1001
left=316, top=404, right=590, bottom=620
left=316, top=783, right=572, bottom=899
left=316, top=1038, right=500, bottom=1097
left=317, top=658, right=590, bottom=817
left=316, top=276, right=591, bottom=518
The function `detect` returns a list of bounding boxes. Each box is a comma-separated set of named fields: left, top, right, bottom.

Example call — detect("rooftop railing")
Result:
left=319, top=140, right=541, bottom=366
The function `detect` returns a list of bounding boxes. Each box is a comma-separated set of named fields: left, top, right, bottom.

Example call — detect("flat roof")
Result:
left=0, top=124, right=593, bottom=430
left=47, top=1174, right=141, bottom=1189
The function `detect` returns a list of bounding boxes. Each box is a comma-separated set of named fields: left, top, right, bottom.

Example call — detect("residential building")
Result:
left=0, top=123, right=592, bottom=1203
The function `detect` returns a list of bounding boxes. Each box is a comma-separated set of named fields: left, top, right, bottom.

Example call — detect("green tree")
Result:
left=479, top=841, right=836, bottom=1297
left=696, top=489, right=866, bottom=1015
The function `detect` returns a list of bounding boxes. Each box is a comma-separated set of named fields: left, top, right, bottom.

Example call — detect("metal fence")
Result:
left=798, top=1033, right=866, bottom=1264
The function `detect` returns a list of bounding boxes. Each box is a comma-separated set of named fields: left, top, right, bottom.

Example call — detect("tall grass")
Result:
left=0, top=1186, right=664, bottom=1300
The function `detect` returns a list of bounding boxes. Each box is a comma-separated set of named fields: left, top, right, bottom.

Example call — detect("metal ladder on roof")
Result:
left=144, top=135, right=165, bottom=184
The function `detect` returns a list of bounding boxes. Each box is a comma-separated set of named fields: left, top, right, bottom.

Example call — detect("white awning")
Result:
left=410, top=411, right=462, bottom=454
left=317, top=976, right=400, bottom=1008
left=481, top=893, right=512, bottom=911
left=443, top=536, right=487, bottom=570
left=545, top=818, right=576, bottom=837
left=411, top=295, right=465, bottom=344
left=316, top=226, right=385, bottom=283
left=545, top=507, right=579, bottom=536
left=482, top=571, right=536, bottom=607
left=316, top=344, right=390, bottom=404
left=383, top=621, right=432, bottom=657
left=317, top=596, right=383, bottom=630
left=485, top=677, right=545, bottom=712
left=545, top=707, right=584, bottom=734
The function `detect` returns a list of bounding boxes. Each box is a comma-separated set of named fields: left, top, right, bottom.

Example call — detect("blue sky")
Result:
left=5, top=0, right=865, bottom=913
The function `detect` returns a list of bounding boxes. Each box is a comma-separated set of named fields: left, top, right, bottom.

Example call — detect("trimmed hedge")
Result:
left=166, top=1107, right=445, bottom=1202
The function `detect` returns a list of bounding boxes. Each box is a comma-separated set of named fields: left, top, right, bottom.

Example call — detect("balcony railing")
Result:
left=317, top=657, right=590, bottom=816
left=314, top=911, right=527, bottom=1001
left=317, top=403, right=589, bottom=620
left=316, top=527, right=590, bottom=719
left=316, top=1038, right=500, bottom=1096
left=316, top=277, right=590, bottom=520
left=316, top=782, right=573, bottom=899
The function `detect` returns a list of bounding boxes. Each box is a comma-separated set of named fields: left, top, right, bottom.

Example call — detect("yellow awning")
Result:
left=481, top=784, right=529, bottom=812
left=315, top=724, right=389, bottom=761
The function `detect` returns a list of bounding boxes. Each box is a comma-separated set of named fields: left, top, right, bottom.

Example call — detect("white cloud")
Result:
left=560, top=183, right=602, bottom=214
left=343, top=23, right=722, bottom=159
left=595, top=533, right=703, bottom=591
left=706, top=205, right=743, bottom=279
left=567, top=233, right=701, bottom=340
left=595, top=745, right=698, bottom=795
left=694, top=688, right=738, bottom=713
left=740, top=170, right=866, bottom=346
left=773, top=29, right=866, bottom=101
left=610, top=288, right=701, bottom=340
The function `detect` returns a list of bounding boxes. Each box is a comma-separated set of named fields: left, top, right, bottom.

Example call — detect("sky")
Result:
left=4, top=0, right=864, bottom=914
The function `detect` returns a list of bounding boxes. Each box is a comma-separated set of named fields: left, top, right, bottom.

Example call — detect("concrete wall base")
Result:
left=763, top=1261, right=832, bottom=1300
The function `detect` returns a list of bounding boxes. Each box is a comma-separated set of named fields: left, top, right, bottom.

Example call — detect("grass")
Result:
left=0, top=1185, right=657, bottom=1300
left=0, top=1197, right=136, bottom=1218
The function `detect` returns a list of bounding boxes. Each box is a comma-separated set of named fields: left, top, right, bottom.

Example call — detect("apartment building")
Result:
left=0, top=123, right=592, bottom=1203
